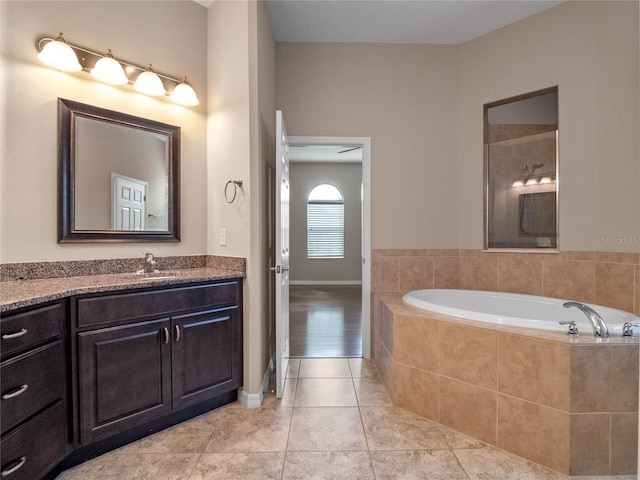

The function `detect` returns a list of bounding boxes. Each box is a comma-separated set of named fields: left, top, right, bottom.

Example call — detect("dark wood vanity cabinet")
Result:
left=0, top=301, right=68, bottom=480
left=75, top=280, right=243, bottom=445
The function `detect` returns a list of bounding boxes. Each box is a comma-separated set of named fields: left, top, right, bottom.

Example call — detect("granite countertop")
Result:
left=1, top=267, right=245, bottom=313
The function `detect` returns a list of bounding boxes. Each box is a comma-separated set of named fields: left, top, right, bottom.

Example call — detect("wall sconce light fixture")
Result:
left=36, top=33, right=199, bottom=107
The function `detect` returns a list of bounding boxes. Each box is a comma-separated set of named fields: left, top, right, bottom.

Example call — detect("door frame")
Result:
left=288, top=136, right=372, bottom=358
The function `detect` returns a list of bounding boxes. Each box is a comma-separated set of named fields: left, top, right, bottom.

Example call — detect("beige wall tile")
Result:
left=498, top=258, right=543, bottom=295
left=379, top=256, right=399, bottom=292
left=381, top=305, right=394, bottom=355
left=393, top=314, right=439, bottom=372
left=498, top=334, right=570, bottom=411
left=439, top=377, right=497, bottom=445
left=596, top=262, right=635, bottom=312
left=460, top=256, right=498, bottom=291
left=634, top=265, right=640, bottom=316
left=569, top=413, right=610, bottom=476
left=542, top=259, right=596, bottom=303
left=392, top=362, right=439, bottom=421
left=398, top=257, right=434, bottom=293
left=497, top=395, right=570, bottom=474
left=433, top=256, right=460, bottom=289
left=439, top=323, right=497, bottom=389
left=570, top=345, right=610, bottom=413
left=596, top=252, right=640, bottom=265
left=608, top=346, right=639, bottom=413
left=566, top=251, right=596, bottom=262
left=371, top=255, right=381, bottom=291
left=610, top=413, right=639, bottom=475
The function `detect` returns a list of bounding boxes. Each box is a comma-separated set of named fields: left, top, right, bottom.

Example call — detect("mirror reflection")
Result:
left=484, top=87, right=558, bottom=250
left=75, top=117, right=169, bottom=231
left=58, top=98, right=180, bottom=243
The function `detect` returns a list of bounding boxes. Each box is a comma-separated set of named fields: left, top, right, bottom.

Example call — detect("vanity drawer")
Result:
left=77, top=281, right=240, bottom=328
left=1, top=341, right=64, bottom=434
left=0, top=400, right=65, bottom=480
left=1, top=303, right=63, bottom=359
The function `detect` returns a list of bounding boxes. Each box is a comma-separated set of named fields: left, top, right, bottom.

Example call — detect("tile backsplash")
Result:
left=372, top=249, right=640, bottom=315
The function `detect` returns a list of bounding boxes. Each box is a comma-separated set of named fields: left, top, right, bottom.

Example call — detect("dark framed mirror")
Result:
left=484, top=87, right=558, bottom=250
left=58, top=98, right=180, bottom=242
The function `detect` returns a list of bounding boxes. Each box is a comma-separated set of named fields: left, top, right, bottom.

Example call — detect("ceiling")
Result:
left=289, top=145, right=363, bottom=163
left=265, top=0, right=564, bottom=45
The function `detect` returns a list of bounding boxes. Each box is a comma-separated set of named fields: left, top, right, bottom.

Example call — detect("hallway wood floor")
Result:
left=289, top=285, right=362, bottom=357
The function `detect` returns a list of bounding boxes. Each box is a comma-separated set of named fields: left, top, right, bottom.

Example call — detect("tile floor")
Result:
left=58, top=358, right=637, bottom=480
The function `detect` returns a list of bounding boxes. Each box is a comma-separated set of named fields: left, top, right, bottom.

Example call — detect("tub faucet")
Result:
left=563, top=302, right=609, bottom=337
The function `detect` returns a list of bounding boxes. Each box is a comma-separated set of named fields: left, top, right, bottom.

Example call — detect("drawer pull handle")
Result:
left=1, top=329, right=27, bottom=340
left=2, top=384, right=28, bottom=400
left=162, top=327, right=169, bottom=344
left=174, top=325, right=181, bottom=342
left=1, top=456, right=26, bottom=476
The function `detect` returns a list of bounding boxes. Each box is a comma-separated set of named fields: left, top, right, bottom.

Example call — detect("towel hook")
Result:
left=225, top=179, right=243, bottom=204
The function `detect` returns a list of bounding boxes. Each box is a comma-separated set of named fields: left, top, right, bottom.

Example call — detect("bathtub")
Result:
left=402, top=289, right=640, bottom=336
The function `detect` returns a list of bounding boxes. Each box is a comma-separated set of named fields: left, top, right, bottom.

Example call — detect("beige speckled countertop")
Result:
left=1, top=268, right=245, bottom=313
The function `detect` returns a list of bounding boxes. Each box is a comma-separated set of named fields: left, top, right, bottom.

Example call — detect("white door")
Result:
left=112, top=173, right=147, bottom=230
left=274, top=111, right=290, bottom=398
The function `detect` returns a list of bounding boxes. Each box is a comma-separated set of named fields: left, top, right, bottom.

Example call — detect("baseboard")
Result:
left=290, top=280, right=362, bottom=286
left=237, top=354, right=275, bottom=409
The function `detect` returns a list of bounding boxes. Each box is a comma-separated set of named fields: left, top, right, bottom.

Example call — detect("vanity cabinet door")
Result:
left=171, top=307, right=242, bottom=409
left=78, top=318, right=172, bottom=444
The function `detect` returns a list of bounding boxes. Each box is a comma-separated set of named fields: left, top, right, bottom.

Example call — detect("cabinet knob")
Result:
left=1, top=456, right=27, bottom=476
left=2, top=384, right=28, bottom=400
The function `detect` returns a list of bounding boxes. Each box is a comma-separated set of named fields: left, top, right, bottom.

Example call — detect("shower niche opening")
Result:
left=484, top=87, right=559, bottom=250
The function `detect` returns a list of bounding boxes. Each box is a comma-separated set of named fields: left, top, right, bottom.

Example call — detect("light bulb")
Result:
left=37, top=33, right=81, bottom=72
left=539, top=176, right=552, bottom=184
left=526, top=178, right=538, bottom=186
left=133, top=65, right=166, bottom=96
left=512, top=180, right=524, bottom=188
left=91, top=50, right=128, bottom=85
left=171, top=78, right=199, bottom=106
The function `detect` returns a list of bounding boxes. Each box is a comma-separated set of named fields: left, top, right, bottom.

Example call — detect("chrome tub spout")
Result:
left=563, top=301, right=609, bottom=337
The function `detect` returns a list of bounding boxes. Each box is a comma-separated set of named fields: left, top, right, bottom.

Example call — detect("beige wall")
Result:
left=207, top=0, right=275, bottom=394
left=276, top=42, right=459, bottom=250
left=276, top=1, right=640, bottom=253
left=0, top=0, right=208, bottom=262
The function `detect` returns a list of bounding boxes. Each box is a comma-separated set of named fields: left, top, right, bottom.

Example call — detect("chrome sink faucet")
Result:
left=563, top=301, right=609, bottom=337
left=143, top=252, right=159, bottom=274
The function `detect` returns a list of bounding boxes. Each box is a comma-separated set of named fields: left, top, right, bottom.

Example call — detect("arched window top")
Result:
left=308, top=183, right=343, bottom=203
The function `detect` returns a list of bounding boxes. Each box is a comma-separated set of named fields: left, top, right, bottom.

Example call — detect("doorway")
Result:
left=288, top=136, right=371, bottom=358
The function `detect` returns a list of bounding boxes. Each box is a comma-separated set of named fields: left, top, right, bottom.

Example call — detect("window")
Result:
left=307, top=184, right=344, bottom=258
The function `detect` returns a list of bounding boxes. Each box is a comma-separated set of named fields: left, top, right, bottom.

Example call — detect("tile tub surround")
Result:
left=372, top=249, right=640, bottom=316
left=372, top=292, right=639, bottom=476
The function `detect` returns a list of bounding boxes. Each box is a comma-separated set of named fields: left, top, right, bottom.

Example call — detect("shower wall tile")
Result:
left=460, top=256, right=498, bottom=291
left=397, top=257, right=433, bottom=293
left=392, top=362, right=439, bottom=421
left=596, top=262, right=635, bottom=312
left=498, top=334, right=570, bottom=411
left=393, top=314, right=439, bottom=372
left=497, top=258, right=542, bottom=295
left=610, top=413, right=639, bottom=475
left=596, top=251, right=640, bottom=265
left=439, top=377, right=497, bottom=445
left=570, top=346, right=611, bottom=413
left=497, top=395, right=570, bottom=475
left=542, top=259, right=596, bottom=303
left=569, top=413, right=610, bottom=475
left=439, top=323, right=497, bottom=390
left=433, top=256, right=460, bottom=289
left=566, top=251, right=595, bottom=261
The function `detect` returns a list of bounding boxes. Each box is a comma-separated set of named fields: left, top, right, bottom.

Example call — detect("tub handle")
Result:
left=558, top=321, right=579, bottom=336
left=622, top=322, right=640, bottom=337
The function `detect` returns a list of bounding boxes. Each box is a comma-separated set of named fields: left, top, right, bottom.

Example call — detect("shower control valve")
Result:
left=558, top=321, right=579, bottom=336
